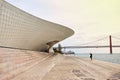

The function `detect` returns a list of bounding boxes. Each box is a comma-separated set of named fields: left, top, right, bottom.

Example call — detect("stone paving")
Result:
left=42, top=56, right=120, bottom=80
left=1, top=49, right=120, bottom=80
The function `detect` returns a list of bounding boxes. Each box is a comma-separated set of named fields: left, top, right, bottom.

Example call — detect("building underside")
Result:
left=0, top=0, right=74, bottom=51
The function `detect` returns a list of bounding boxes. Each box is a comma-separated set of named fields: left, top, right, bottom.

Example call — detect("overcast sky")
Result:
left=5, top=0, right=120, bottom=53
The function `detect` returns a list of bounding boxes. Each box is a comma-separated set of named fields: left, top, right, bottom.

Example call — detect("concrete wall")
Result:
left=0, top=0, right=74, bottom=51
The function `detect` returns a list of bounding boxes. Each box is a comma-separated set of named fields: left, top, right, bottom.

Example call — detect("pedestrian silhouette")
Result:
left=90, top=53, right=93, bottom=60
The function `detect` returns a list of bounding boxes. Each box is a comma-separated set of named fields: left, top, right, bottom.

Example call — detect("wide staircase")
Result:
left=0, top=48, right=51, bottom=80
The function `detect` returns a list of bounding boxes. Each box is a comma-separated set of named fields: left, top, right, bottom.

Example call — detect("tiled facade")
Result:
left=0, top=0, right=74, bottom=51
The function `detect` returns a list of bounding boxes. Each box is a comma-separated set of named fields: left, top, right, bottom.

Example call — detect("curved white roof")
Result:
left=0, top=0, right=74, bottom=51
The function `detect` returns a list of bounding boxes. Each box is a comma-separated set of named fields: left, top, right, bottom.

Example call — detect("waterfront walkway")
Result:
left=0, top=47, right=120, bottom=80
left=11, top=54, right=120, bottom=80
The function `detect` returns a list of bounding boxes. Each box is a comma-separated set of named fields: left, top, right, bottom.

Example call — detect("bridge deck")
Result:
left=60, top=45, right=120, bottom=48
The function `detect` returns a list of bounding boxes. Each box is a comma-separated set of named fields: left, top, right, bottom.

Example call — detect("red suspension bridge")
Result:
left=58, top=35, right=120, bottom=54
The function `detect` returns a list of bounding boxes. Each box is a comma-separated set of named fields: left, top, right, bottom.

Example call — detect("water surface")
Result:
left=71, top=53, right=120, bottom=64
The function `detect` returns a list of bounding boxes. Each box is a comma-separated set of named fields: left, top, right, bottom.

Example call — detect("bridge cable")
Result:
left=79, top=36, right=108, bottom=45
left=112, top=36, right=120, bottom=41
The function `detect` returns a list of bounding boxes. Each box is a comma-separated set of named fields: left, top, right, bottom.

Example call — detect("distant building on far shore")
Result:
left=64, top=50, right=75, bottom=55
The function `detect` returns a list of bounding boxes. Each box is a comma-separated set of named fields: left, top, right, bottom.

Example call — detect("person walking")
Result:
left=90, top=53, right=93, bottom=60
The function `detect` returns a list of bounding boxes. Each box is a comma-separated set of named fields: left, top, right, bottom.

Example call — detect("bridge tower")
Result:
left=109, top=35, right=112, bottom=54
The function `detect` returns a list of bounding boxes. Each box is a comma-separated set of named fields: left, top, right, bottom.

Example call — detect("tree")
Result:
left=58, top=44, right=62, bottom=53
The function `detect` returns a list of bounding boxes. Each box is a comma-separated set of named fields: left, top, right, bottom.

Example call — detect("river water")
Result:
left=70, top=53, right=120, bottom=64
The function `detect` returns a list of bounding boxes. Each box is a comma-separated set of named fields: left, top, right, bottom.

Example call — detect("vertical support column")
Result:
left=109, top=35, right=112, bottom=54
left=46, top=40, right=59, bottom=53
